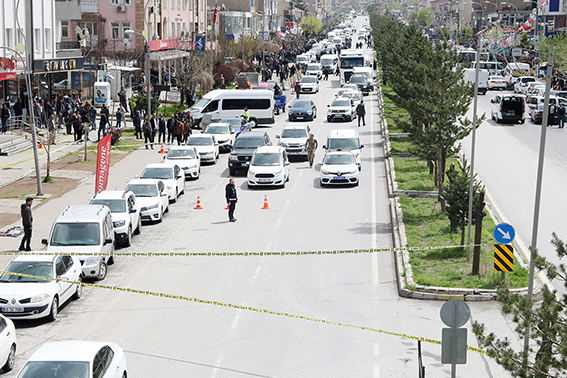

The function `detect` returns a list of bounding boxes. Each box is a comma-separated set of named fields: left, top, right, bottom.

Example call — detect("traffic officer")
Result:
left=243, top=107, right=250, bottom=123
left=305, top=133, right=318, bottom=168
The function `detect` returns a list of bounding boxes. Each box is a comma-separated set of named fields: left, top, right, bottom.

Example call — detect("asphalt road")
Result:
left=3, top=20, right=522, bottom=378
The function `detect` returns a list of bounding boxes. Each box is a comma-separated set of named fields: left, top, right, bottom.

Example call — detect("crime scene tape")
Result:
left=0, top=243, right=490, bottom=257
left=0, top=269, right=489, bottom=356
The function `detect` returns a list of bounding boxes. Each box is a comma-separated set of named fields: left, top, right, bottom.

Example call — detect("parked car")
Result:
left=14, top=341, right=127, bottom=378
left=247, top=146, right=291, bottom=188
left=349, top=74, right=371, bottom=95
left=288, top=99, right=317, bottom=121
left=530, top=97, right=567, bottom=124
left=139, top=163, right=185, bottom=202
left=164, top=146, right=201, bottom=179
left=318, top=150, right=360, bottom=187
left=0, top=315, right=16, bottom=372
left=522, top=81, right=544, bottom=95
left=299, top=76, right=319, bottom=94
left=228, top=131, right=272, bottom=175
left=0, top=255, right=82, bottom=321
left=306, top=63, right=323, bottom=79
left=339, top=90, right=362, bottom=104
left=487, top=75, right=507, bottom=90
left=491, top=94, right=526, bottom=124
left=89, top=190, right=141, bottom=248
left=125, top=179, right=169, bottom=223
left=327, top=97, right=356, bottom=122
left=203, top=122, right=236, bottom=151
left=276, top=123, right=311, bottom=159
left=186, top=134, right=220, bottom=164
left=513, top=76, right=536, bottom=93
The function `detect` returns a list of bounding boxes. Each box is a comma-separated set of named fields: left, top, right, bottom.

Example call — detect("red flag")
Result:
left=213, top=2, right=219, bottom=25
left=95, top=134, right=112, bottom=193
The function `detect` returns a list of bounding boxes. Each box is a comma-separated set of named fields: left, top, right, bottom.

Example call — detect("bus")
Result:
left=339, top=50, right=370, bottom=86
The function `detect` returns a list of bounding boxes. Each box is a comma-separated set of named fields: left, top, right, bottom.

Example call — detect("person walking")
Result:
left=47, top=114, right=56, bottom=145
left=305, top=133, right=318, bottom=168
left=13, top=98, right=23, bottom=128
left=294, top=81, right=301, bottom=99
left=143, top=118, right=154, bottom=149
left=133, top=110, right=142, bottom=139
left=158, top=113, right=166, bottom=143
left=167, top=114, right=176, bottom=144
left=558, top=102, right=566, bottom=129
left=18, top=197, right=33, bottom=251
left=356, top=99, right=366, bottom=127
left=1, top=103, right=10, bottom=134
left=98, top=106, right=108, bottom=141
left=225, top=178, right=238, bottom=222
left=116, top=105, right=125, bottom=128
left=118, top=86, right=129, bottom=113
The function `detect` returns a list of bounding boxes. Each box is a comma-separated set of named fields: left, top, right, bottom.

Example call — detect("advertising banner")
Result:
left=95, top=134, right=112, bottom=193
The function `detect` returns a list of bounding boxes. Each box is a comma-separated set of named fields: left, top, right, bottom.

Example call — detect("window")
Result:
left=110, top=0, right=118, bottom=5
left=55, top=257, right=66, bottom=276
left=122, top=23, right=131, bottom=39
left=171, top=22, right=175, bottom=38
left=34, top=28, right=41, bottom=52
left=61, top=21, right=69, bottom=39
left=5, top=29, right=12, bottom=48
left=44, top=29, right=51, bottom=51
left=0, top=317, right=6, bottom=333
left=182, top=0, right=186, bottom=9
left=171, top=0, right=175, bottom=10
left=177, top=22, right=181, bottom=37
left=111, top=23, right=120, bottom=40
left=177, top=0, right=181, bottom=10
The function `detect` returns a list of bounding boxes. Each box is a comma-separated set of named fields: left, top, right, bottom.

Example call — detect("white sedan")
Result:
left=164, top=146, right=201, bottom=179
left=186, top=134, right=220, bottom=164
left=125, top=179, right=170, bottom=222
left=203, top=122, right=236, bottom=152
left=139, top=162, right=185, bottom=202
left=487, top=75, right=507, bottom=90
left=318, top=151, right=360, bottom=187
left=15, top=340, right=127, bottom=378
left=0, top=315, right=16, bottom=373
left=0, top=255, right=82, bottom=321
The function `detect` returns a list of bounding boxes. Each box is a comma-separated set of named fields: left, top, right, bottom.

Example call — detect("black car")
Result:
left=288, top=100, right=317, bottom=121
left=349, top=75, right=371, bottom=96
left=228, top=131, right=272, bottom=175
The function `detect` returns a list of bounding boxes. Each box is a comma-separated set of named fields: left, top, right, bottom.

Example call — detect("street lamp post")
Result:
left=125, top=30, right=151, bottom=122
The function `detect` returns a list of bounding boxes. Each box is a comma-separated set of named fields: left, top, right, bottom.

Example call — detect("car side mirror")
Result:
left=41, top=238, right=48, bottom=245
left=360, top=145, right=364, bottom=148
left=134, top=175, right=140, bottom=179
left=327, top=104, right=330, bottom=107
left=322, top=145, right=327, bottom=149
left=104, top=238, right=113, bottom=245
left=276, top=135, right=280, bottom=139
left=317, top=161, right=322, bottom=165
left=163, top=156, right=166, bottom=159
left=491, top=99, right=495, bottom=103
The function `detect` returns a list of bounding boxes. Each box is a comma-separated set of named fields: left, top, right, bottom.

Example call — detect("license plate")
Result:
left=2, top=307, right=23, bottom=313
left=296, top=117, right=303, bottom=119
left=258, top=179, right=272, bottom=183
left=333, top=176, right=347, bottom=181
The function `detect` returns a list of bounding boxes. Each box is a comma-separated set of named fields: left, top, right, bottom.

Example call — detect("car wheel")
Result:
left=2, top=344, right=15, bottom=372
left=47, top=296, right=59, bottom=321
left=164, top=203, right=169, bottom=213
left=171, top=190, right=177, bottom=203
left=123, top=226, right=132, bottom=247
left=97, top=261, right=108, bottom=281
left=249, top=119, right=258, bottom=128
left=327, top=117, right=332, bottom=122
left=354, top=180, right=359, bottom=187
left=73, top=276, right=83, bottom=300
left=134, top=217, right=141, bottom=235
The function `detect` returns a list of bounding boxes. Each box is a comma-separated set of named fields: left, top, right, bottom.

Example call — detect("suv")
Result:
left=276, top=124, right=311, bottom=159
left=89, top=190, right=141, bottom=248
left=348, top=75, right=371, bottom=95
left=228, top=131, right=272, bottom=175
left=513, top=76, right=536, bottom=93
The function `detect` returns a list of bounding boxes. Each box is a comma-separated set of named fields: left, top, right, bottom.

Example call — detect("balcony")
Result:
left=57, top=41, right=81, bottom=50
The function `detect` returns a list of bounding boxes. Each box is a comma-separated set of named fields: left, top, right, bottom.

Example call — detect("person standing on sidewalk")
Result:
left=305, top=133, right=318, bottom=168
left=167, top=114, right=176, bottom=144
left=133, top=110, right=142, bottom=139
left=13, top=98, right=22, bottom=128
left=157, top=113, right=166, bottom=143
left=116, top=105, right=125, bottom=128
left=356, top=99, right=366, bottom=127
left=225, top=178, right=238, bottom=222
left=558, top=103, right=565, bottom=129
left=1, top=103, right=10, bottom=134
left=118, top=86, right=129, bottom=113
left=18, top=197, right=33, bottom=251
left=98, top=107, right=108, bottom=141
left=143, top=118, right=155, bottom=149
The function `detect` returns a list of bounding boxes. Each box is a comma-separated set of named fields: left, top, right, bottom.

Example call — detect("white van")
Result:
left=42, top=205, right=115, bottom=280
left=462, top=68, right=488, bottom=95
left=323, top=129, right=364, bottom=169
left=471, top=61, right=506, bottom=76
left=187, top=89, right=275, bottom=128
left=503, top=63, right=531, bottom=88
left=321, top=54, right=339, bottom=74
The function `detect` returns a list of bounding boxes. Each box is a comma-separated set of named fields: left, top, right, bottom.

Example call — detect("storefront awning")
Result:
left=150, top=49, right=192, bottom=62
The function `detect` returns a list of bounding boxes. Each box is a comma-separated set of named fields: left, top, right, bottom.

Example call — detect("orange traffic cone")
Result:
left=38, top=142, right=43, bottom=149
left=194, top=196, right=203, bottom=209
left=261, top=195, right=270, bottom=210
left=158, top=144, right=165, bottom=153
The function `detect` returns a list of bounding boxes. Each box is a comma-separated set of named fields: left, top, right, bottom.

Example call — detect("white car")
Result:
left=318, top=151, right=360, bottom=187
left=487, top=75, right=507, bottom=90
left=276, top=123, right=311, bottom=158
left=139, top=163, right=185, bottom=202
left=299, top=76, right=319, bottom=94
left=327, top=97, right=356, bottom=122
left=89, top=190, right=141, bottom=248
left=342, top=84, right=358, bottom=92
left=247, top=145, right=291, bottom=189
left=186, top=134, right=220, bottom=164
left=306, top=63, right=323, bottom=79
left=15, top=341, right=127, bottom=378
left=0, top=315, right=16, bottom=373
left=164, top=146, right=201, bottom=179
left=0, top=255, right=82, bottom=321
left=203, top=122, right=236, bottom=151
left=522, top=81, right=543, bottom=95
left=125, top=179, right=169, bottom=222
left=340, top=90, right=362, bottom=104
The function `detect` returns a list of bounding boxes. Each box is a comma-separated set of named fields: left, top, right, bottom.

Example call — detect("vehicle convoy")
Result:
left=491, top=94, right=526, bottom=124
left=462, top=68, right=488, bottom=95
left=228, top=131, right=272, bottom=175
left=42, top=205, right=115, bottom=281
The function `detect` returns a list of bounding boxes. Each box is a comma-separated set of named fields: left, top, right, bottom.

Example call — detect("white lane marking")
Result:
left=250, top=265, right=262, bottom=287
left=373, top=364, right=380, bottom=378
left=210, top=353, right=224, bottom=378
left=374, top=342, right=380, bottom=356
left=370, top=91, right=379, bottom=285
left=291, top=166, right=303, bottom=192
left=230, top=309, right=243, bottom=331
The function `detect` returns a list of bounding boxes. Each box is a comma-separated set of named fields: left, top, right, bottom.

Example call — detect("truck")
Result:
left=235, top=72, right=260, bottom=89
left=462, top=68, right=488, bottom=95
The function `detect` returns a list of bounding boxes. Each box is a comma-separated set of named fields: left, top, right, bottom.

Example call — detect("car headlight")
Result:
left=229, top=155, right=239, bottom=161
left=307, top=110, right=313, bottom=114
left=321, top=168, right=329, bottom=175
left=147, top=203, right=159, bottom=209
left=113, top=220, right=126, bottom=227
left=350, top=169, right=358, bottom=174
left=30, top=293, right=51, bottom=303
left=279, top=142, right=287, bottom=147
left=85, top=256, right=99, bottom=265
left=275, top=169, right=283, bottom=175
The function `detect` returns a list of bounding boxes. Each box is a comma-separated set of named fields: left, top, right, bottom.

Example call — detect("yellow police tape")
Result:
left=0, top=269, right=488, bottom=356
left=0, top=243, right=490, bottom=257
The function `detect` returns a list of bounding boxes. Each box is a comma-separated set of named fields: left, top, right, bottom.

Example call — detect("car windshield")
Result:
left=321, top=58, right=334, bottom=65
left=324, top=154, right=355, bottom=165
left=0, top=261, right=53, bottom=282
left=126, top=184, right=158, bottom=197
left=49, top=222, right=100, bottom=246
left=332, top=99, right=351, bottom=107
left=307, top=64, right=321, bottom=70
left=16, top=361, right=89, bottom=378
left=234, top=138, right=264, bottom=149
left=282, top=129, right=308, bottom=138
left=191, top=98, right=209, bottom=111
left=350, top=76, right=366, bottom=84
left=90, top=199, right=126, bottom=213
left=220, top=119, right=241, bottom=128
left=343, top=85, right=357, bottom=91
left=293, top=101, right=312, bottom=108
left=141, top=167, right=173, bottom=180
left=205, top=126, right=229, bottom=134
left=329, top=138, right=358, bottom=150
left=167, top=149, right=196, bottom=159
left=251, top=153, right=282, bottom=166
left=301, top=77, right=316, bottom=83
left=341, top=92, right=360, bottom=100
left=187, top=137, right=213, bottom=146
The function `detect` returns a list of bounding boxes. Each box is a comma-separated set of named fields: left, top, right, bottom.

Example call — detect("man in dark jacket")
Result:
left=19, top=197, right=33, bottom=251
left=133, top=110, right=142, bottom=139
left=157, top=113, right=166, bottom=143
left=225, top=178, right=238, bottom=222
left=356, top=99, right=366, bottom=127
left=13, top=98, right=23, bottom=128
left=1, top=103, right=10, bottom=134
left=167, top=114, right=176, bottom=144
left=294, top=81, right=301, bottom=99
